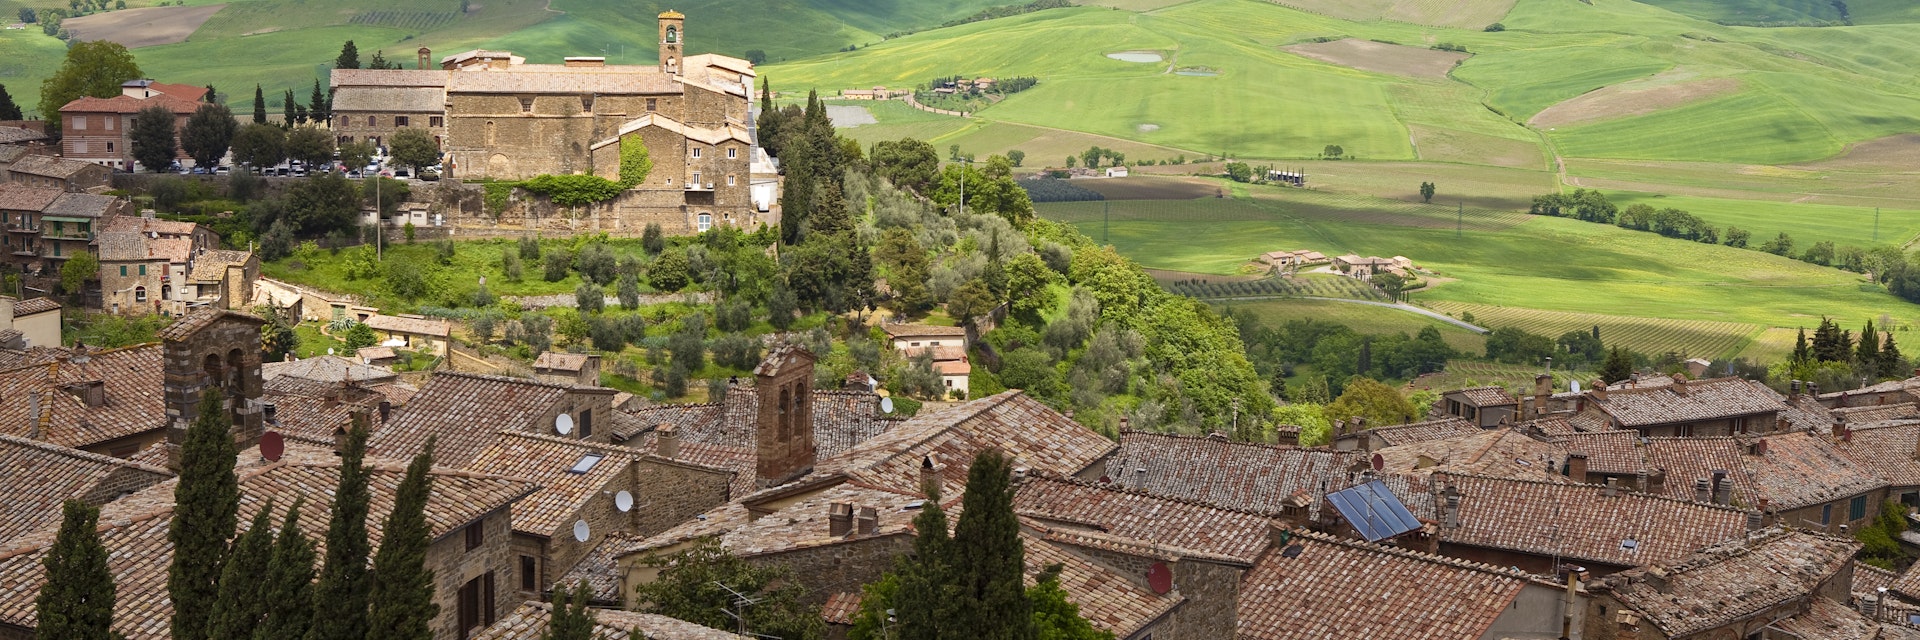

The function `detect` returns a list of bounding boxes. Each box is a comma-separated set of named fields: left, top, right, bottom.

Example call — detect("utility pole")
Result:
left=375, top=175, right=383, bottom=261
left=1456, top=203, right=1463, bottom=238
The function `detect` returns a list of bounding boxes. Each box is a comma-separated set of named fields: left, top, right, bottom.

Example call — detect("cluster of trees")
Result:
left=38, top=393, right=442, bottom=640
left=24, top=0, right=130, bottom=41
left=1773, top=317, right=1907, bottom=391
left=1233, top=316, right=1457, bottom=403
left=1071, top=146, right=1126, bottom=170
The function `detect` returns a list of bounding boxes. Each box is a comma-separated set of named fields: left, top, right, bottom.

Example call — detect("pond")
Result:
left=1106, top=51, right=1163, bottom=63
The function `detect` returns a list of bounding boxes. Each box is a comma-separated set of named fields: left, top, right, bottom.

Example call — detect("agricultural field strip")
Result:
left=1424, top=301, right=1765, bottom=359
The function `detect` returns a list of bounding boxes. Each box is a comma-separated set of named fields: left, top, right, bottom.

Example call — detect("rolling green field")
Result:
left=1213, top=298, right=1488, bottom=352
left=1603, top=190, right=1920, bottom=249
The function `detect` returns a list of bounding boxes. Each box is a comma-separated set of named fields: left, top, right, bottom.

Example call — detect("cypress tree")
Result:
left=252, top=84, right=267, bottom=124
left=35, top=500, right=116, bottom=640
left=310, top=416, right=373, bottom=640
left=1597, top=347, right=1634, bottom=386
left=169, top=387, right=240, bottom=640
left=367, top=440, right=438, bottom=640
left=0, top=84, right=23, bottom=121
left=892, top=483, right=957, bottom=640
left=309, top=80, right=329, bottom=124
left=1792, top=328, right=1810, bottom=364
left=282, top=90, right=297, bottom=128
left=544, top=581, right=597, bottom=640
left=204, top=84, right=217, bottom=104
left=254, top=497, right=316, bottom=640
left=335, top=40, right=360, bottom=69
left=1882, top=332, right=1905, bottom=379
left=951, top=449, right=1034, bottom=640
left=1859, top=320, right=1880, bottom=365
left=207, top=501, right=276, bottom=640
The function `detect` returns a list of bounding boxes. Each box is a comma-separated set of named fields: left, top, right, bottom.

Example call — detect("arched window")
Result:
left=666, top=27, right=677, bottom=43
left=777, top=388, right=791, bottom=439
left=134, top=286, right=146, bottom=302
left=368, top=115, right=377, bottom=126
left=697, top=213, right=711, bottom=232
left=203, top=354, right=224, bottom=389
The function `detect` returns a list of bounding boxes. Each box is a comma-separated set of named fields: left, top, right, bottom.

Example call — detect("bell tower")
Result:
left=658, top=10, right=684, bottom=76
left=160, top=309, right=268, bottom=472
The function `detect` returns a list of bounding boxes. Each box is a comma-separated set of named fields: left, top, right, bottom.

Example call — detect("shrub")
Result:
left=543, top=247, right=573, bottom=282
left=715, top=299, right=752, bottom=332
left=576, top=282, right=604, bottom=314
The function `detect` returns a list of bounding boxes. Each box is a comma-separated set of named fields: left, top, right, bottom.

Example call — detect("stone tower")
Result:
left=160, top=309, right=267, bottom=472
left=753, top=345, right=816, bottom=487
left=658, top=10, right=685, bottom=76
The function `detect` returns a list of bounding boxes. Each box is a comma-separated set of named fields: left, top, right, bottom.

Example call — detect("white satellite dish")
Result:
left=555, top=414, right=574, bottom=435
left=880, top=397, right=895, bottom=414
left=614, top=490, right=634, bottom=512
left=572, top=520, right=590, bottom=542
left=1571, top=380, right=1582, bottom=393
left=326, top=348, right=335, bottom=355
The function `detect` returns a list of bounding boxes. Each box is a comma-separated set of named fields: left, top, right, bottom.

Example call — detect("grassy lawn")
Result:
left=1214, top=298, right=1486, bottom=352
left=263, top=237, right=669, bottom=313
left=1602, top=190, right=1920, bottom=249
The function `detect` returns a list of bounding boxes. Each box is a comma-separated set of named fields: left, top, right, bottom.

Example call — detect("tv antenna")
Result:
left=712, top=581, right=784, bottom=639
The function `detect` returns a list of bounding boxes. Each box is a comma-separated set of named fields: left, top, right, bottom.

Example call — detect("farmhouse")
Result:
left=1334, top=253, right=1413, bottom=279
left=839, top=86, right=894, bottom=100
left=533, top=351, right=602, bottom=387
left=59, top=80, right=207, bottom=171
left=1437, top=385, right=1519, bottom=428
left=364, top=314, right=453, bottom=356
left=1257, top=249, right=1327, bottom=268
left=1569, top=375, right=1788, bottom=437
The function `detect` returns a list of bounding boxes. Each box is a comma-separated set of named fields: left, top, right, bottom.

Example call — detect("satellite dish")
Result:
left=555, top=414, right=574, bottom=435
left=1146, top=562, right=1173, bottom=595
left=1370, top=453, right=1383, bottom=472
left=260, top=431, right=285, bottom=462
left=1571, top=380, right=1583, bottom=393
left=326, top=348, right=335, bottom=355
left=572, top=520, right=590, bottom=542
left=880, top=397, right=895, bottom=414
left=615, top=491, right=634, bottom=512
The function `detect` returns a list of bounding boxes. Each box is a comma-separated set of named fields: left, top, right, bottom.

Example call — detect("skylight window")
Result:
left=568, top=453, right=605, bottom=474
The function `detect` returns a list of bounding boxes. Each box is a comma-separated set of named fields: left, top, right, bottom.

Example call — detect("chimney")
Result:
left=378, top=400, right=392, bottom=423
left=1119, top=417, right=1130, bottom=432
left=1566, top=453, right=1589, bottom=484
left=919, top=455, right=939, bottom=495
left=1635, top=469, right=1648, bottom=492
left=26, top=394, right=42, bottom=440
left=1808, top=382, right=1820, bottom=396
left=1746, top=510, right=1763, bottom=530
left=1790, top=380, right=1802, bottom=395
left=855, top=506, right=878, bottom=536
left=1711, top=470, right=1732, bottom=505
left=1694, top=478, right=1711, bottom=502
left=1833, top=415, right=1849, bottom=440
left=1590, top=381, right=1607, bottom=401
left=1601, top=477, right=1618, bottom=497
left=1533, top=374, right=1552, bottom=418
left=1442, top=487, right=1461, bottom=529
left=1670, top=374, right=1689, bottom=396
left=1646, top=567, right=1671, bottom=593
left=332, top=426, right=350, bottom=456
left=263, top=402, right=278, bottom=425
left=1332, top=419, right=1347, bottom=437
left=828, top=503, right=853, bottom=537
left=64, top=380, right=106, bottom=408
left=1649, top=470, right=1666, bottom=495
left=417, top=47, right=431, bottom=70
left=1863, top=594, right=1881, bottom=620
left=657, top=424, right=680, bottom=459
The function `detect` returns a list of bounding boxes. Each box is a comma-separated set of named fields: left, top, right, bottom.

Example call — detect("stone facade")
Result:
left=755, top=347, right=817, bottom=487
left=428, top=508, right=520, bottom=640
left=161, top=311, right=267, bottom=471
left=586, top=118, right=755, bottom=234
left=631, top=456, right=734, bottom=535
left=745, top=533, right=914, bottom=606
left=330, top=60, right=449, bottom=151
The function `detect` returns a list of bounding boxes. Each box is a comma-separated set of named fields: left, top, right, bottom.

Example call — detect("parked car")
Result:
left=214, top=166, right=230, bottom=175
left=347, top=170, right=364, bottom=179
left=418, top=169, right=440, bottom=181
left=393, top=168, right=411, bottom=179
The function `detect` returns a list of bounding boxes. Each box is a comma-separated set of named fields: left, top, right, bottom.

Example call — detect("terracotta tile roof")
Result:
left=533, top=351, right=594, bottom=372
left=262, top=354, right=399, bottom=385
left=363, top=314, right=452, bottom=338
left=1373, top=428, right=1568, bottom=482
left=0, top=127, right=47, bottom=144
left=61, top=92, right=203, bottom=115
left=1435, top=472, right=1750, bottom=568
left=617, top=483, right=922, bottom=560
left=1644, top=432, right=1884, bottom=511
left=1361, top=416, right=1481, bottom=447
left=329, top=69, right=450, bottom=88
left=556, top=531, right=638, bottom=603
left=1238, top=528, right=1530, bottom=640
left=1836, top=421, right=1920, bottom=489
left=356, top=346, right=398, bottom=361
left=932, top=360, right=971, bottom=376
left=447, top=70, right=682, bottom=95
left=882, top=324, right=967, bottom=339
left=464, top=432, right=639, bottom=537
left=1554, top=430, right=1645, bottom=475
left=1769, top=593, right=1888, bottom=640
left=0, top=451, right=534, bottom=638
left=12, top=297, right=60, bottom=316
left=903, top=345, right=967, bottom=362
left=0, top=147, right=25, bottom=164
left=100, top=215, right=197, bottom=236
left=1837, top=402, right=1920, bottom=424
left=812, top=391, right=1115, bottom=496
left=1590, top=377, right=1787, bottom=428
left=0, top=183, right=62, bottom=211
left=8, top=155, right=101, bottom=180
left=42, top=192, right=118, bottom=217
left=1447, top=385, right=1518, bottom=407
left=1106, top=431, right=1433, bottom=520
left=1519, top=415, right=1582, bottom=436
left=156, top=308, right=264, bottom=341
left=1021, top=526, right=1181, bottom=638
left=185, top=250, right=254, bottom=283
left=330, top=86, right=447, bottom=113
left=368, top=372, right=573, bottom=467
left=1011, top=474, right=1274, bottom=564
left=1599, top=528, right=1858, bottom=637
left=472, top=601, right=749, bottom=640
left=619, top=402, right=722, bottom=439
left=96, top=231, right=155, bottom=262
left=820, top=591, right=862, bottom=626
left=0, top=434, right=170, bottom=543
left=1885, top=549, right=1920, bottom=602
left=1783, top=394, right=1839, bottom=432
left=262, top=376, right=394, bottom=446
left=0, top=343, right=167, bottom=449
left=618, top=383, right=896, bottom=476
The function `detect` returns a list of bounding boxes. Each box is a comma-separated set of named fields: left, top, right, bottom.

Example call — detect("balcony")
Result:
left=683, top=182, right=715, bottom=192
left=5, top=223, right=36, bottom=234
left=41, top=231, right=93, bottom=242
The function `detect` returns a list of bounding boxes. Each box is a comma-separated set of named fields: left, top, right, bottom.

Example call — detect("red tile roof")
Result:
left=464, top=432, right=639, bottom=537
left=0, top=183, right=62, bottom=211
left=811, top=391, right=1115, bottom=496
left=1106, top=431, right=1434, bottom=520
left=11, top=296, right=60, bottom=316
left=1238, top=529, right=1529, bottom=640
left=1020, top=525, right=1182, bottom=638
left=1447, top=385, right=1518, bottom=407
left=1599, top=528, right=1859, bottom=637
left=0, top=343, right=167, bottom=449
left=1012, top=473, right=1275, bottom=564
left=368, top=372, right=575, bottom=466
left=1435, top=472, right=1751, bottom=568
left=1554, top=430, right=1645, bottom=475
left=1590, top=377, right=1787, bottom=428
left=1359, top=416, right=1480, bottom=447
left=1835, top=421, right=1920, bottom=489
left=0, top=434, right=170, bottom=542
left=473, top=601, right=749, bottom=640
left=1644, top=432, right=1884, bottom=511
left=1373, top=428, right=1567, bottom=482
left=60, top=92, right=203, bottom=115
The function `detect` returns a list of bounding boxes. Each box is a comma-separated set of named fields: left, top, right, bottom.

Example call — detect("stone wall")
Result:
left=631, top=457, right=734, bottom=535
left=542, top=461, right=642, bottom=586
left=1168, top=559, right=1242, bottom=640
left=427, top=508, right=519, bottom=640
left=82, top=464, right=173, bottom=505
left=1770, top=487, right=1886, bottom=534
left=744, top=534, right=913, bottom=606
left=162, top=312, right=265, bottom=471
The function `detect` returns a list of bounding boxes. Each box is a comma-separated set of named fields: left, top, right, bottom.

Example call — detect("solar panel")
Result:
left=1326, top=479, right=1422, bottom=543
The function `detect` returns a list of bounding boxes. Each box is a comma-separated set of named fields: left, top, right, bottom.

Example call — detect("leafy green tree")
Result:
left=130, top=105, right=179, bottom=172
left=342, top=321, right=377, bottom=350
left=389, top=128, right=439, bottom=171
left=1760, top=232, right=1795, bottom=256
left=1064, top=155, right=1075, bottom=169
left=947, top=279, right=997, bottom=325
left=951, top=449, right=1035, bottom=640
left=617, top=273, right=641, bottom=310
left=368, top=441, right=438, bottom=640
left=1371, top=272, right=1406, bottom=302
left=182, top=103, right=237, bottom=170
left=649, top=248, right=691, bottom=292
left=284, top=126, right=335, bottom=167
left=339, top=140, right=374, bottom=173
left=35, top=500, right=116, bottom=640
left=169, top=388, right=240, bottom=640
left=335, top=40, right=360, bottom=69
left=39, top=40, right=142, bottom=130
left=630, top=538, right=823, bottom=639
left=60, top=250, right=98, bottom=297
left=251, top=84, right=266, bottom=124
left=1004, top=253, right=1060, bottom=318
left=1224, top=162, right=1252, bottom=183
left=1484, top=326, right=1554, bottom=365
left=1322, top=144, right=1343, bottom=158
left=876, top=228, right=932, bottom=316
left=1792, top=327, right=1811, bottom=364
left=871, top=138, right=941, bottom=195
left=1556, top=330, right=1604, bottom=366
left=0, top=84, right=22, bottom=120
left=206, top=502, right=275, bottom=640
left=1325, top=377, right=1417, bottom=426
left=1598, top=347, right=1635, bottom=385
left=285, top=172, right=359, bottom=235
left=310, top=417, right=373, bottom=640
left=1008, top=149, right=1025, bottom=167
left=642, top=223, right=666, bottom=255
left=386, top=259, right=433, bottom=301
left=575, top=281, right=604, bottom=314
left=1277, top=403, right=1332, bottom=445
left=1028, top=564, right=1113, bottom=640
left=767, top=282, right=797, bottom=330
left=1080, top=146, right=1103, bottom=169
left=544, top=581, right=597, bottom=640
left=229, top=123, right=286, bottom=169
left=1419, top=181, right=1435, bottom=203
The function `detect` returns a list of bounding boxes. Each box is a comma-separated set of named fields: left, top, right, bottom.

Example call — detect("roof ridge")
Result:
left=1035, top=523, right=1252, bottom=566
left=1118, top=429, right=1307, bottom=452
left=497, top=430, right=644, bottom=458
left=1020, top=470, right=1288, bottom=519
left=434, top=370, right=577, bottom=391
left=1436, top=470, right=1753, bottom=513
left=0, top=433, right=172, bottom=474
left=1285, top=526, right=1546, bottom=585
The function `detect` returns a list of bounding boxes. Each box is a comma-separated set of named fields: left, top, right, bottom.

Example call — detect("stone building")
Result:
left=1582, top=527, right=1859, bottom=640
left=0, top=434, right=172, bottom=543
left=1567, top=375, right=1788, bottom=437
left=1430, top=472, right=1752, bottom=576
left=158, top=308, right=268, bottom=470
left=364, top=313, right=453, bottom=356
left=330, top=60, right=449, bottom=151
left=532, top=351, right=600, bottom=386
left=1437, top=385, right=1519, bottom=428
left=476, top=601, right=749, bottom=639
left=5, top=154, right=110, bottom=191
left=1641, top=430, right=1887, bottom=534
left=96, top=217, right=206, bottom=315
left=0, top=342, right=169, bottom=458
left=59, top=80, right=207, bottom=171
left=0, top=295, right=60, bottom=348
left=370, top=371, right=625, bottom=468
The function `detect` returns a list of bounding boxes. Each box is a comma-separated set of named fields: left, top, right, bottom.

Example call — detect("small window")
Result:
left=727, top=175, right=736, bottom=186
left=138, top=265, right=145, bottom=276
left=134, top=286, right=146, bottom=302
left=1821, top=504, right=1833, bottom=525
left=727, top=147, right=737, bottom=159
left=691, top=147, right=701, bottom=159
left=72, top=117, right=85, bottom=131
left=395, top=116, right=410, bottom=127
left=368, top=116, right=377, bottom=126
left=697, top=213, right=711, bottom=232
left=1851, top=495, right=1869, bottom=521
left=119, top=266, right=127, bottom=276
left=339, top=116, right=350, bottom=127
left=646, top=98, right=657, bottom=111
left=579, top=409, right=592, bottom=438
left=465, top=522, right=484, bottom=550
left=580, top=95, right=594, bottom=112
left=105, top=117, right=113, bottom=131
left=519, top=97, right=535, bottom=113
left=568, top=453, right=604, bottom=474
left=520, top=556, right=537, bottom=590
left=692, top=172, right=701, bottom=185
left=106, top=142, right=114, bottom=152
left=430, top=116, right=444, bottom=127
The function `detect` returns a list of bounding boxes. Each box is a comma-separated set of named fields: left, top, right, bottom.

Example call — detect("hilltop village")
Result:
left=5, top=7, right=1920, bottom=640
